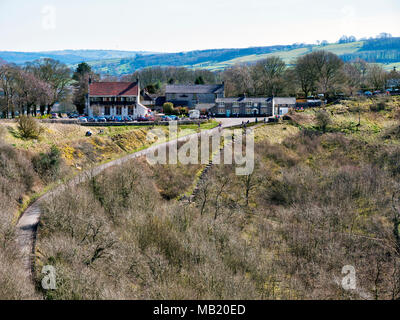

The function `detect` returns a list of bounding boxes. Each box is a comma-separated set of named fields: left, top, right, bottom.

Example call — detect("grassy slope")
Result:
left=88, top=41, right=367, bottom=74
left=196, top=41, right=364, bottom=70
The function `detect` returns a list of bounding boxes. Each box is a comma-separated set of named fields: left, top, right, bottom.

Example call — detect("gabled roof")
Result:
left=89, top=82, right=139, bottom=96
left=216, top=97, right=271, bottom=103
left=166, top=84, right=224, bottom=94
left=273, top=97, right=296, bottom=105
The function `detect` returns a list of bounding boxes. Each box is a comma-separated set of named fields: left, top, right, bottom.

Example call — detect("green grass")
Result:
left=191, top=41, right=366, bottom=71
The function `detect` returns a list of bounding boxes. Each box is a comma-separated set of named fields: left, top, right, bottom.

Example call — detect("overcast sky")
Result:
left=0, top=0, right=399, bottom=52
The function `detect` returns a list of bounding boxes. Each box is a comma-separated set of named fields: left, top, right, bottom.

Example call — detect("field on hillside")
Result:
left=195, top=42, right=364, bottom=70
left=80, top=38, right=400, bottom=74
left=32, top=96, right=400, bottom=299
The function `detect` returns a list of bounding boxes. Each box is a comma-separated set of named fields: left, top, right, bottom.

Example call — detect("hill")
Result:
left=84, top=37, right=400, bottom=75
left=0, top=50, right=156, bottom=65
left=1, top=37, right=399, bottom=75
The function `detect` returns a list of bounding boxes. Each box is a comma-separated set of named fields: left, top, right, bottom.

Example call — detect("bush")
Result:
left=370, top=101, right=386, bottom=112
left=17, top=115, right=43, bottom=139
left=162, top=102, right=174, bottom=115
left=315, top=110, right=332, bottom=133
left=32, top=146, right=61, bottom=181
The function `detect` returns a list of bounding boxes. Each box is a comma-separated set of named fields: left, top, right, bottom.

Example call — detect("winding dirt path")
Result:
left=15, top=122, right=248, bottom=293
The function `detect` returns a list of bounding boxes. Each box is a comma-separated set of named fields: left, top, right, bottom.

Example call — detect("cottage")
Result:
left=86, top=81, right=150, bottom=118
left=165, top=84, right=225, bottom=108
left=209, top=96, right=296, bottom=117
left=273, top=97, right=296, bottom=115
left=210, top=97, right=272, bottom=117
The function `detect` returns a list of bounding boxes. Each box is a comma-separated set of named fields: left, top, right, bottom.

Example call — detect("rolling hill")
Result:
left=1, top=37, right=399, bottom=75
left=83, top=37, right=400, bottom=75
left=0, top=49, right=156, bottom=65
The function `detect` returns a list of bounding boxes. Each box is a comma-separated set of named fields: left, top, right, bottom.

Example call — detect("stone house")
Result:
left=165, top=84, right=225, bottom=108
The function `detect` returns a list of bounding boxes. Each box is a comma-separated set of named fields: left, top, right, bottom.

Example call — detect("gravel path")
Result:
left=15, top=122, right=249, bottom=290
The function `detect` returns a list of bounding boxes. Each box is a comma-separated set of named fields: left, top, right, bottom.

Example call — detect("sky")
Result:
left=0, top=0, right=399, bottom=53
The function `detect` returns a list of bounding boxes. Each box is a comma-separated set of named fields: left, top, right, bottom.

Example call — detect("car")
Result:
left=123, top=116, right=132, bottom=122
left=168, top=115, right=178, bottom=120
left=137, top=116, right=149, bottom=122
left=97, top=116, right=107, bottom=123
left=364, top=91, right=373, bottom=96
left=146, top=116, right=155, bottom=121
left=114, top=116, right=123, bottom=122
left=106, top=115, right=115, bottom=122
left=161, top=115, right=172, bottom=121
left=50, top=113, right=58, bottom=119
left=87, top=116, right=96, bottom=122
left=78, top=117, right=88, bottom=123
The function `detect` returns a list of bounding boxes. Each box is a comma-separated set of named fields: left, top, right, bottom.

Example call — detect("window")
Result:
left=104, top=106, right=110, bottom=115
left=233, top=107, right=239, bottom=114
left=218, top=107, right=225, bottom=114
left=128, top=106, right=134, bottom=115
left=246, top=108, right=251, bottom=115
left=117, top=97, right=121, bottom=102
left=261, top=107, right=268, bottom=114
left=193, top=93, right=197, bottom=100
left=116, top=107, right=122, bottom=115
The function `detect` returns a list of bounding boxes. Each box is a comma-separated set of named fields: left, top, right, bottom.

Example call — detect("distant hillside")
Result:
left=1, top=37, right=399, bottom=75
left=85, top=38, right=400, bottom=75
left=0, top=50, right=155, bottom=65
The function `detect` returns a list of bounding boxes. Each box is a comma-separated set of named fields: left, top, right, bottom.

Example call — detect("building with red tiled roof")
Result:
left=89, top=82, right=139, bottom=96
left=86, top=80, right=150, bottom=119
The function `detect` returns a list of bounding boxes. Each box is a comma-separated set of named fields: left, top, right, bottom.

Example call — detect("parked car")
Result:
left=78, top=117, right=88, bottom=123
left=364, top=91, right=373, bottom=96
left=189, top=110, right=200, bottom=119
left=97, top=116, right=107, bottom=123
left=87, top=116, right=96, bottom=122
left=114, top=116, right=123, bottom=122
left=123, top=115, right=132, bottom=122
left=161, top=115, right=172, bottom=121
left=50, top=113, right=58, bottom=119
left=137, top=116, right=149, bottom=122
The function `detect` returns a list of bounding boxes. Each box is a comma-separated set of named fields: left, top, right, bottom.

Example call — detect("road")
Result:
left=218, top=117, right=268, bottom=128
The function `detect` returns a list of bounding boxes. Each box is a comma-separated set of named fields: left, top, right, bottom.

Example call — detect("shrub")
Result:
left=370, top=101, right=386, bottom=112
left=162, top=102, right=174, bottom=115
left=17, top=115, right=43, bottom=139
left=32, top=146, right=61, bottom=181
left=0, top=125, right=6, bottom=139
left=315, top=110, right=332, bottom=133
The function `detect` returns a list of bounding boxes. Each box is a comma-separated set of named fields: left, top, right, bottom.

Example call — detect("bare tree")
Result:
left=252, top=57, right=286, bottom=96
left=25, top=58, right=71, bottom=115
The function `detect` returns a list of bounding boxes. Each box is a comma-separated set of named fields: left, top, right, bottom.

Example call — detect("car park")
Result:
left=123, top=116, right=133, bottom=122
